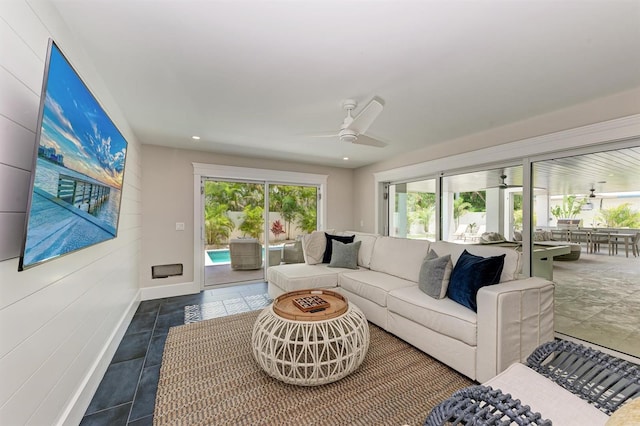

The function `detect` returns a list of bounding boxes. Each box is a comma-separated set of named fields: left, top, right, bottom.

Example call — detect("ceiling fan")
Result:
left=310, top=98, right=387, bottom=148
left=487, top=174, right=523, bottom=189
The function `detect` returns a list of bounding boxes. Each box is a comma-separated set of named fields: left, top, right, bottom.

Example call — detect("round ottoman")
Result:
left=251, top=289, right=369, bottom=386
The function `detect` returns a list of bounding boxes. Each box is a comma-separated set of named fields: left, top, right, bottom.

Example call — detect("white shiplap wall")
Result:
left=0, top=1, right=141, bottom=425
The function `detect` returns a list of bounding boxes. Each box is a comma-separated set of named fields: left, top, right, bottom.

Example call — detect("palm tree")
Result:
left=453, top=196, right=472, bottom=228
left=294, top=186, right=318, bottom=235
left=204, top=203, right=234, bottom=247
left=239, top=205, right=264, bottom=239
left=409, top=206, right=435, bottom=234
left=598, top=203, right=640, bottom=228
left=550, top=195, right=587, bottom=220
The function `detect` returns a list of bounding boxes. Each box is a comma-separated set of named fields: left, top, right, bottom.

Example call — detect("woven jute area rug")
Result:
left=155, top=310, right=474, bottom=426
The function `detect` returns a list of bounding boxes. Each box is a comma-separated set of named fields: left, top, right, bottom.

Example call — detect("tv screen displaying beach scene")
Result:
left=19, top=40, right=127, bottom=270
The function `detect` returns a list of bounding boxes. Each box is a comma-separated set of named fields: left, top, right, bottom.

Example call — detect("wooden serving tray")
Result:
left=273, top=289, right=348, bottom=321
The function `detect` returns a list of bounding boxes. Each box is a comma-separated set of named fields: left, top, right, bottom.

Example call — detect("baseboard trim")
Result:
left=58, top=290, right=141, bottom=426
left=140, top=280, right=200, bottom=301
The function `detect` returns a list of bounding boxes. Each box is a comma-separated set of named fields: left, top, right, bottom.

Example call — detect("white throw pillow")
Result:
left=302, top=229, right=334, bottom=264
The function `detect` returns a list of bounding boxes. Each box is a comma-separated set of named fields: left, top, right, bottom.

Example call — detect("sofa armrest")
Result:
left=476, top=277, right=555, bottom=382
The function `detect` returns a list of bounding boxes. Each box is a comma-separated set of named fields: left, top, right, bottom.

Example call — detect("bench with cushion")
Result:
left=425, top=340, right=640, bottom=425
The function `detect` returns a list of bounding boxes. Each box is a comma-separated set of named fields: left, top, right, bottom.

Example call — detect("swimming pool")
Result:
left=207, top=249, right=232, bottom=264
left=205, top=245, right=283, bottom=266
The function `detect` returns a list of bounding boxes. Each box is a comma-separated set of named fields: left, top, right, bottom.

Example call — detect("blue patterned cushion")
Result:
left=447, top=250, right=505, bottom=312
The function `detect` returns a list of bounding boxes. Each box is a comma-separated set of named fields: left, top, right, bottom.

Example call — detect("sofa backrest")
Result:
left=429, top=241, right=522, bottom=282
left=344, top=231, right=379, bottom=269
left=369, top=236, right=431, bottom=282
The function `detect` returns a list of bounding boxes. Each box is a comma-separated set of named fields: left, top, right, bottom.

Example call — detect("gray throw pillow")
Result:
left=328, top=240, right=361, bottom=269
left=418, top=249, right=453, bottom=299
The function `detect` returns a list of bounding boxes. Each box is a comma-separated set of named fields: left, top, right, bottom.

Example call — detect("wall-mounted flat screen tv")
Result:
left=18, top=39, right=128, bottom=271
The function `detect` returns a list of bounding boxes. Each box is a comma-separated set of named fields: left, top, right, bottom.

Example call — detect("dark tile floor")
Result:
left=80, top=281, right=269, bottom=426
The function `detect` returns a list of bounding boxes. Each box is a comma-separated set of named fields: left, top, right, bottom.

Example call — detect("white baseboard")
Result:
left=140, top=280, right=200, bottom=301
left=59, top=290, right=141, bottom=426
left=59, top=282, right=199, bottom=424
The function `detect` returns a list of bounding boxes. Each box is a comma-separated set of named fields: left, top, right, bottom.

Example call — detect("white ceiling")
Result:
left=51, top=0, right=640, bottom=169
left=440, top=146, right=640, bottom=194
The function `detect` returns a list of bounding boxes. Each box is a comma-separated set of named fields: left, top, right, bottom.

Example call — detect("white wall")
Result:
left=140, top=145, right=353, bottom=291
left=0, top=1, right=142, bottom=424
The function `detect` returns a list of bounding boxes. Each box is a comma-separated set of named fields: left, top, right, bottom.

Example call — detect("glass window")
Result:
left=388, top=179, right=436, bottom=240
left=442, top=166, right=523, bottom=242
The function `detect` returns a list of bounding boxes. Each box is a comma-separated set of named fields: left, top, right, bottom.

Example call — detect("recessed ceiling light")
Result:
left=191, top=136, right=201, bottom=140
left=343, top=157, right=349, bottom=161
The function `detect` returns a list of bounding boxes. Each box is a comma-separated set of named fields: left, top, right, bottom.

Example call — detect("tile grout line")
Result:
left=126, top=300, right=163, bottom=425
left=81, top=283, right=269, bottom=424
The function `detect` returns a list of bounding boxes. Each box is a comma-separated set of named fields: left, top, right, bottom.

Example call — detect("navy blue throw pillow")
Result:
left=447, top=249, right=506, bottom=312
left=323, top=233, right=355, bottom=263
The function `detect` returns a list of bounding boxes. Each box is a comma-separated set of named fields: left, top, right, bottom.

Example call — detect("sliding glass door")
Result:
left=202, top=178, right=318, bottom=287
left=532, top=146, right=640, bottom=357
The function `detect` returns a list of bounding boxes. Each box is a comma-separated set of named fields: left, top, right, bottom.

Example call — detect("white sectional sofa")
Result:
left=267, top=231, right=555, bottom=383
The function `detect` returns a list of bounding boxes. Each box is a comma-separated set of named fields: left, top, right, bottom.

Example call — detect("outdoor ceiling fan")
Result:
left=487, top=174, right=523, bottom=189
left=309, top=98, right=387, bottom=148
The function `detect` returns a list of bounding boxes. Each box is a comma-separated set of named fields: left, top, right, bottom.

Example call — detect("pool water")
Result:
left=207, top=249, right=231, bottom=263
left=206, top=245, right=283, bottom=265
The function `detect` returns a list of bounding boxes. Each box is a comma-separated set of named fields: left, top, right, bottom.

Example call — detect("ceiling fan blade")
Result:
left=353, top=134, right=387, bottom=148
left=305, top=131, right=339, bottom=138
left=349, top=98, right=383, bottom=134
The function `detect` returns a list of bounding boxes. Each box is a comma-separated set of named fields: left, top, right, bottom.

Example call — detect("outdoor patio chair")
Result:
left=464, top=225, right=486, bottom=242
left=282, top=238, right=304, bottom=264
left=608, top=231, right=640, bottom=257
left=589, top=230, right=611, bottom=254
left=229, top=238, right=262, bottom=270
left=452, top=224, right=468, bottom=240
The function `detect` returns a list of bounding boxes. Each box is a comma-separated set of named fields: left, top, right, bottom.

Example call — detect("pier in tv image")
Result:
left=20, top=41, right=127, bottom=269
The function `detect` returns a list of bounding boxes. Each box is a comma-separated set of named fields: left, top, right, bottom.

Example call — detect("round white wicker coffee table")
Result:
left=251, top=289, right=369, bottom=386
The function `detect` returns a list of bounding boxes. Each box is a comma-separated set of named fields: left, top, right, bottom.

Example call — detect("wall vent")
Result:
left=152, top=263, right=183, bottom=279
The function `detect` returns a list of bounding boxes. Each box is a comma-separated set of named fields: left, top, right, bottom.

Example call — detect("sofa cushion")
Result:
left=338, top=270, right=415, bottom=307
left=302, top=230, right=334, bottom=264
left=369, top=237, right=431, bottom=283
left=345, top=231, right=379, bottom=268
left=267, top=263, right=343, bottom=292
left=447, top=250, right=505, bottom=312
left=323, top=233, right=355, bottom=263
left=418, top=250, right=453, bottom=299
left=429, top=241, right=521, bottom=282
left=484, top=363, right=609, bottom=425
left=328, top=240, right=361, bottom=269
left=388, top=286, right=478, bottom=346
